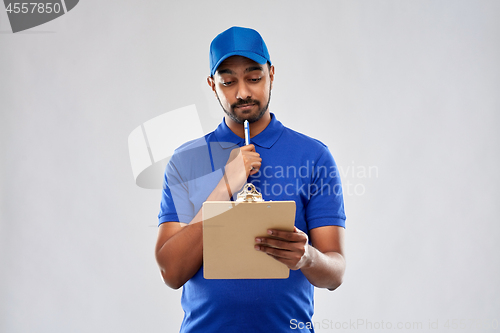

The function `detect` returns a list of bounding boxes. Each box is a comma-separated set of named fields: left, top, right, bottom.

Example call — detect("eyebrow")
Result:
left=217, top=65, right=264, bottom=75
left=245, top=65, right=264, bottom=73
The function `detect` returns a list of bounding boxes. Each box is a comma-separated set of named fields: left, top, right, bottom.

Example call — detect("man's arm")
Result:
left=154, top=213, right=202, bottom=289
left=155, top=145, right=261, bottom=289
left=255, top=225, right=345, bottom=290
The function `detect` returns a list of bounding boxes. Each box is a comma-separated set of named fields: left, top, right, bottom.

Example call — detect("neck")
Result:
left=225, top=111, right=272, bottom=139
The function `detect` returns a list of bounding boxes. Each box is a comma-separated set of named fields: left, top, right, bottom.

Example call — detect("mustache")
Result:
left=231, top=99, right=260, bottom=108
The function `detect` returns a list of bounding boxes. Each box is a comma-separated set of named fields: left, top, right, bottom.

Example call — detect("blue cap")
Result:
left=209, top=26, right=271, bottom=76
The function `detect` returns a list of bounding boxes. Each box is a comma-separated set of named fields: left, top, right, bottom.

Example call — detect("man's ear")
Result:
left=269, top=65, right=275, bottom=90
left=207, top=76, right=216, bottom=93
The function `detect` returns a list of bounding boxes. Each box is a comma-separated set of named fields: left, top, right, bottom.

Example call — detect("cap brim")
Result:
left=212, top=51, right=268, bottom=76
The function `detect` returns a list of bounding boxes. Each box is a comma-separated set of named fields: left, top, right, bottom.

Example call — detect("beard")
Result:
left=216, top=88, right=271, bottom=125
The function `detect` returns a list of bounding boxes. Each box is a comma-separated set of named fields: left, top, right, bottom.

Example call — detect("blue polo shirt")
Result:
left=158, top=113, right=346, bottom=333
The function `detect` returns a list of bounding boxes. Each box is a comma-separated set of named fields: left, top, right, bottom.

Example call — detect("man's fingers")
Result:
left=255, top=237, right=292, bottom=250
left=254, top=244, right=304, bottom=270
left=240, top=144, right=256, bottom=152
left=241, top=150, right=261, bottom=159
left=254, top=227, right=310, bottom=271
left=265, top=229, right=308, bottom=242
left=249, top=164, right=261, bottom=175
left=254, top=245, right=290, bottom=259
left=225, top=144, right=263, bottom=181
left=242, top=149, right=261, bottom=175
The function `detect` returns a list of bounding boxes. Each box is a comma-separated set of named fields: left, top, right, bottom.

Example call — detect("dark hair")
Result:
left=211, top=62, right=272, bottom=79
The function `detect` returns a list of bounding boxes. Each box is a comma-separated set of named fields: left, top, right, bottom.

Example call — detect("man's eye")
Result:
left=250, top=78, right=262, bottom=82
left=222, top=81, right=233, bottom=86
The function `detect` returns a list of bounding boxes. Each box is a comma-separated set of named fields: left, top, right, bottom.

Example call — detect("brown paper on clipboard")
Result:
left=202, top=200, right=296, bottom=279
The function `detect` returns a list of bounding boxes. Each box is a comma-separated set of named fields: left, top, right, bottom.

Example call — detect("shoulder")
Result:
left=169, top=132, right=214, bottom=168
left=281, top=125, right=329, bottom=151
left=173, top=133, right=211, bottom=153
left=172, top=128, right=219, bottom=156
left=273, top=124, right=338, bottom=168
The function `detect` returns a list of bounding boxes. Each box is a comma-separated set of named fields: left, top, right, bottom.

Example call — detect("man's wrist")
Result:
left=300, top=244, right=316, bottom=271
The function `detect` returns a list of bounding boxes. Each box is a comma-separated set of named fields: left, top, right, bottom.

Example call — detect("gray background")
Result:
left=1, top=0, right=499, bottom=332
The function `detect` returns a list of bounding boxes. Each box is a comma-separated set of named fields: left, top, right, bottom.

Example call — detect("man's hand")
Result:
left=255, top=225, right=346, bottom=290
left=224, top=144, right=261, bottom=195
left=254, top=227, right=312, bottom=270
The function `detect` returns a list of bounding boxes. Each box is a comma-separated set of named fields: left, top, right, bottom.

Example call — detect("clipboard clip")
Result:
left=236, top=183, right=264, bottom=202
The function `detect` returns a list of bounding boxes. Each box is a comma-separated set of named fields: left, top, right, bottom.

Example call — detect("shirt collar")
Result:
left=212, top=113, right=284, bottom=149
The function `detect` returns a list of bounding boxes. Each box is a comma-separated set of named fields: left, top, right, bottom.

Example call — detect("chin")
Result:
left=242, top=109, right=267, bottom=123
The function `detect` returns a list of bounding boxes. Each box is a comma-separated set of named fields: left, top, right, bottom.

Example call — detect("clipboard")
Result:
left=202, top=184, right=296, bottom=279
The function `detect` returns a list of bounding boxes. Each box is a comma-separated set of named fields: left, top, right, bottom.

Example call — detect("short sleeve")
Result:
left=305, top=147, right=346, bottom=229
left=158, top=159, right=188, bottom=225
left=157, top=137, right=224, bottom=225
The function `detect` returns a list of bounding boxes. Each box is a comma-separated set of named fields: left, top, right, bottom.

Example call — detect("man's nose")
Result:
left=236, top=82, right=251, bottom=100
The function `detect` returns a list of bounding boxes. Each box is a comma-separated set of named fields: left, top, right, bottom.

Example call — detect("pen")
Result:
left=244, top=120, right=250, bottom=145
